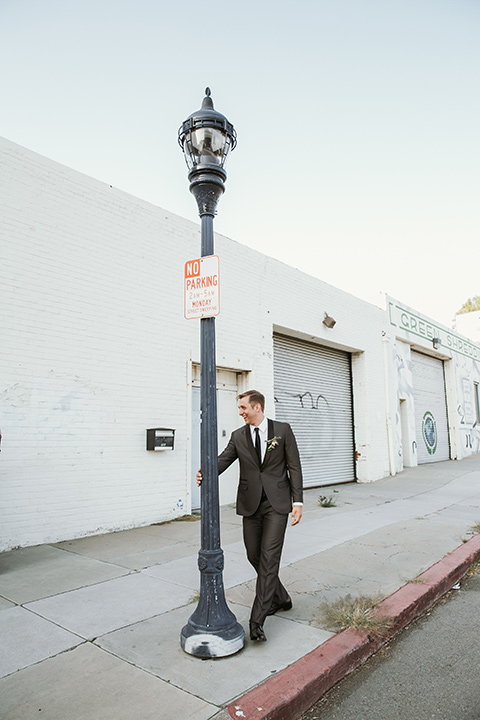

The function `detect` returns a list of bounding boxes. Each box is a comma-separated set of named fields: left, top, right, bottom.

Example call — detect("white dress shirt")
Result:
left=250, top=417, right=302, bottom=506
left=250, top=416, right=268, bottom=463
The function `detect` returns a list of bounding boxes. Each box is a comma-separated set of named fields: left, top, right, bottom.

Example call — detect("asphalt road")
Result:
left=300, top=571, right=480, bottom=720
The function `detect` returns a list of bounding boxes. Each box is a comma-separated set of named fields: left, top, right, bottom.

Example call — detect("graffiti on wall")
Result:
left=455, top=355, right=480, bottom=455
left=393, top=337, right=480, bottom=462
left=393, top=343, right=417, bottom=470
left=274, top=390, right=336, bottom=457
left=390, top=300, right=480, bottom=460
left=294, top=391, right=329, bottom=410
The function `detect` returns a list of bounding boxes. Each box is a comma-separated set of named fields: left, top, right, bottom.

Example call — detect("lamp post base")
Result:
left=181, top=620, right=245, bottom=658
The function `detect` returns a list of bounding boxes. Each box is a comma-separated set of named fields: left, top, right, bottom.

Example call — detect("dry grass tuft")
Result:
left=319, top=594, right=392, bottom=637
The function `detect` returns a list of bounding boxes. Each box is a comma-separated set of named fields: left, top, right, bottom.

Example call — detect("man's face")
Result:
left=238, top=397, right=263, bottom=426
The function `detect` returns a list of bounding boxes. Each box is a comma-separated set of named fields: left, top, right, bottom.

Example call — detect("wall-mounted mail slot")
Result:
left=146, top=428, right=175, bottom=451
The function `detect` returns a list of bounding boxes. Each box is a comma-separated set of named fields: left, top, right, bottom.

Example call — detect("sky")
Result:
left=1, top=0, right=479, bottom=328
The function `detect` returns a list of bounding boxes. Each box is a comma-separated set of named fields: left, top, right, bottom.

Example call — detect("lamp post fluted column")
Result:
left=178, top=89, right=244, bottom=658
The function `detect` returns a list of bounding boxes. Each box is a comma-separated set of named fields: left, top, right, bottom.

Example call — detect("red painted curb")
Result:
left=226, top=534, right=480, bottom=720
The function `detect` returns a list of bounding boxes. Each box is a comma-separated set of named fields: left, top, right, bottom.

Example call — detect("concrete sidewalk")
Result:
left=1, top=456, right=480, bottom=720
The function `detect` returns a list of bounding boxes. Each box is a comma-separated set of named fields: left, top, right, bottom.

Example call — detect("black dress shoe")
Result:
left=249, top=621, right=267, bottom=642
left=267, top=599, right=293, bottom=616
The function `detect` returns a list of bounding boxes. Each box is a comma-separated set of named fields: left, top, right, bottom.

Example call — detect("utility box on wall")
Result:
left=146, top=428, right=175, bottom=451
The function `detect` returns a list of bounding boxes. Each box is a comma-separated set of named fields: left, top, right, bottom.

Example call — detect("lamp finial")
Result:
left=201, top=87, right=214, bottom=110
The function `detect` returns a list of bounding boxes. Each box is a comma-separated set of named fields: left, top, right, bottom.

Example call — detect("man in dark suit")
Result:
left=197, top=389, right=303, bottom=642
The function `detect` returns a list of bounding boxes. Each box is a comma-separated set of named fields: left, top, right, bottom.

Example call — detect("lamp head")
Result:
left=178, top=88, right=237, bottom=172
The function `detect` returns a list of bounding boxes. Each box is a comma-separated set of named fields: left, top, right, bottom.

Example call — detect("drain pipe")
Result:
left=382, top=331, right=396, bottom=477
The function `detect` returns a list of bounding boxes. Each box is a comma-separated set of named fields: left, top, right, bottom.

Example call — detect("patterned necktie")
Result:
left=255, top=427, right=262, bottom=465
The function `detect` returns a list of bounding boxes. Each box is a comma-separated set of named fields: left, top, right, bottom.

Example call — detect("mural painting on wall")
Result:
left=394, top=342, right=416, bottom=469
left=390, top=301, right=480, bottom=460
left=422, top=411, right=438, bottom=455
left=456, top=357, right=480, bottom=455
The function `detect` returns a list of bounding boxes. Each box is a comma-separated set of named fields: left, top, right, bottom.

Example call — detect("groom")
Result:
left=197, top=390, right=303, bottom=642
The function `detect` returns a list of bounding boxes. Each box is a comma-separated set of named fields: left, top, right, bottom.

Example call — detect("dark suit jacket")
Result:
left=218, top=419, right=303, bottom=516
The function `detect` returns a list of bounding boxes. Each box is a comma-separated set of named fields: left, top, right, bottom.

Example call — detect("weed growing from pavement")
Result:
left=404, top=577, right=426, bottom=584
left=318, top=491, right=339, bottom=508
left=467, top=561, right=480, bottom=577
left=319, top=594, right=393, bottom=637
left=189, top=590, right=200, bottom=603
left=462, top=521, right=480, bottom=542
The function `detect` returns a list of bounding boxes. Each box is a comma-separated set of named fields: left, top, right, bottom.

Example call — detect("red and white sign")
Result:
left=184, top=255, right=220, bottom=319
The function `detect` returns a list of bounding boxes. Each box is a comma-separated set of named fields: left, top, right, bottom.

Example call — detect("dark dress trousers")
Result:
left=218, top=419, right=303, bottom=625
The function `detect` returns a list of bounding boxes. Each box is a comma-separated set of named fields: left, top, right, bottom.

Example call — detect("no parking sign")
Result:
left=184, top=255, right=220, bottom=319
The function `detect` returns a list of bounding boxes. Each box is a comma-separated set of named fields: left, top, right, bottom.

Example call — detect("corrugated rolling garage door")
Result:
left=411, top=351, right=450, bottom=464
left=273, top=334, right=355, bottom=487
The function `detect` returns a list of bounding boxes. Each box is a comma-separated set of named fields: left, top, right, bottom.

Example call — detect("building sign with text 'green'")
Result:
left=389, top=302, right=480, bottom=361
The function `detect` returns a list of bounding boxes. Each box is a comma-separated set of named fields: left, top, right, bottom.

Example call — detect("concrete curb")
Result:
left=226, top=534, right=480, bottom=720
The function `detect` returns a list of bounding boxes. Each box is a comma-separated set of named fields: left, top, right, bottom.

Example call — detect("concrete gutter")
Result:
left=226, top=534, right=480, bottom=720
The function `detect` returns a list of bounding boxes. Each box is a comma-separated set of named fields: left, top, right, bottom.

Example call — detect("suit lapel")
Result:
left=267, top=419, right=275, bottom=441
left=261, top=419, right=276, bottom=470
left=245, top=425, right=260, bottom=466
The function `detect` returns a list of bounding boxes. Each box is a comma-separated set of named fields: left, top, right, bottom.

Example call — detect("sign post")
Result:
left=179, top=88, right=244, bottom=659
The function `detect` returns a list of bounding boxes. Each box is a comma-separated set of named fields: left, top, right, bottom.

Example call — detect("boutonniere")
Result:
left=266, top=436, right=281, bottom=452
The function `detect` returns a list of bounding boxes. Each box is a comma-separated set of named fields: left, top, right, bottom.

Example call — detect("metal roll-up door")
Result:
left=411, top=351, right=450, bottom=464
left=273, top=334, right=355, bottom=487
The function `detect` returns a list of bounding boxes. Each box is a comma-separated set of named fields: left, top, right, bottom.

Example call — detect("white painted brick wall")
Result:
left=386, top=296, right=480, bottom=466
left=1, top=136, right=391, bottom=550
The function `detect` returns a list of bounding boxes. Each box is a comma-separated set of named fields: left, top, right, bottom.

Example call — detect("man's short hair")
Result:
left=237, top=390, right=265, bottom=412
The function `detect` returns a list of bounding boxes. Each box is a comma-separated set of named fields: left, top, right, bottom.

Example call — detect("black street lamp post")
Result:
left=178, top=88, right=244, bottom=658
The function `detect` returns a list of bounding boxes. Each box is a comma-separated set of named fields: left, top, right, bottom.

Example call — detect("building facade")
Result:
left=1, top=136, right=478, bottom=552
left=387, top=298, right=480, bottom=471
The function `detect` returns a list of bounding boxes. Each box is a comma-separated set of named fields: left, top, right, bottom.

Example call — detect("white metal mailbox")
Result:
left=146, top=428, right=175, bottom=451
